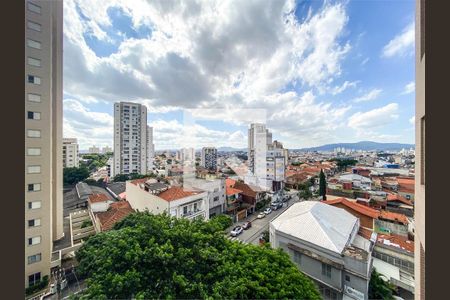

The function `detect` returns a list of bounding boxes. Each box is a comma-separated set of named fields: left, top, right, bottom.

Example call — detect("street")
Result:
left=227, top=191, right=302, bottom=245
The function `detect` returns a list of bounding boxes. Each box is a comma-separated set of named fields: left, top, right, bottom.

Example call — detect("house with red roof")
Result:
left=125, top=177, right=210, bottom=220
left=88, top=193, right=113, bottom=213
left=93, top=201, right=135, bottom=232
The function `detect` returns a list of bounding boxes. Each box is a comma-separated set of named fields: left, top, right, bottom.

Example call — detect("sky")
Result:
left=62, top=0, right=416, bottom=151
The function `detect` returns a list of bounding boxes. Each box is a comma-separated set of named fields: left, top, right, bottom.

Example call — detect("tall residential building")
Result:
left=62, top=138, right=79, bottom=168
left=25, top=0, right=63, bottom=288
left=201, top=147, right=217, bottom=171
left=102, top=145, right=112, bottom=153
left=113, top=102, right=148, bottom=176
left=247, top=124, right=286, bottom=192
left=146, top=125, right=155, bottom=172
left=88, top=145, right=100, bottom=154
left=177, top=148, right=195, bottom=164
left=414, top=0, right=425, bottom=299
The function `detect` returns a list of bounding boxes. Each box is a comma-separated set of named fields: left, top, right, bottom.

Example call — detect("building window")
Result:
left=27, top=39, right=41, bottom=49
left=27, top=21, right=41, bottom=32
left=28, top=201, right=41, bottom=209
left=28, top=218, right=41, bottom=227
left=27, top=2, right=41, bottom=14
left=28, top=183, right=41, bottom=192
left=293, top=251, right=301, bottom=265
left=321, top=263, right=331, bottom=278
left=28, top=253, right=42, bottom=264
left=213, top=196, right=219, bottom=202
left=27, top=148, right=41, bottom=156
left=345, top=275, right=350, bottom=282
left=421, top=116, right=425, bottom=185
left=27, top=111, right=41, bottom=120
left=28, top=236, right=41, bottom=246
left=28, top=272, right=41, bottom=286
left=27, top=129, right=41, bottom=138
left=183, top=206, right=188, bottom=215
left=28, top=93, right=41, bottom=103
left=27, top=165, right=41, bottom=174
left=27, top=57, right=41, bottom=67
left=27, top=75, right=41, bottom=85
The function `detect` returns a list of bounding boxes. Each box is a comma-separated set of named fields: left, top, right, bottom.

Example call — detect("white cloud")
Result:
left=348, top=103, right=399, bottom=129
left=331, top=80, right=359, bottom=95
left=409, top=116, right=415, bottom=125
left=402, top=82, right=415, bottom=95
left=352, top=88, right=382, bottom=103
left=382, top=22, right=415, bottom=58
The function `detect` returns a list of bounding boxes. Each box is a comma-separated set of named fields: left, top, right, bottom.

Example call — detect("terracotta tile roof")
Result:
left=387, top=194, right=413, bottom=206
left=358, top=227, right=374, bottom=240
left=95, top=201, right=135, bottom=231
left=88, top=193, right=109, bottom=204
left=158, top=187, right=201, bottom=202
left=324, top=197, right=380, bottom=219
left=377, top=233, right=414, bottom=253
left=226, top=186, right=242, bottom=196
left=233, top=181, right=257, bottom=198
left=130, top=178, right=150, bottom=186
left=379, top=210, right=409, bottom=225
left=225, top=178, right=236, bottom=187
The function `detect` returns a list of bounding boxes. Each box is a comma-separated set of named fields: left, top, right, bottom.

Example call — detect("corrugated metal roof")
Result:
left=271, top=201, right=358, bottom=254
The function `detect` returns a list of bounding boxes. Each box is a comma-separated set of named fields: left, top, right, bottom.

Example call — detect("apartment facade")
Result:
left=102, top=145, right=112, bottom=153
left=113, top=102, right=148, bottom=176
left=146, top=125, right=155, bottom=172
left=88, top=145, right=100, bottom=154
left=414, top=0, right=425, bottom=299
left=201, top=147, right=217, bottom=171
left=62, top=138, right=79, bottom=168
left=25, top=0, right=64, bottom=288
left=184, top=178, right=226, bottom=217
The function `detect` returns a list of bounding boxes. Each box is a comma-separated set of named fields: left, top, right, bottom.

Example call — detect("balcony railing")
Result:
left=182, top=208, right=203, bottom=217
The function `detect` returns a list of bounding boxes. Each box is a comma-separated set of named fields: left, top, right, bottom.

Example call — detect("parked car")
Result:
left=264, top=207, right=272, bottom=215
left=257, top=212, right=266, bottom=219
left=271, top=201, right=283, bottom=210
left=242, top=221, right=252, bottom=230
left=230, top=226, right=243, bottom=237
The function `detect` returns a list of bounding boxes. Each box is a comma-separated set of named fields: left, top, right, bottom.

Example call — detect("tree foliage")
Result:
left=63, top=167, right=90, bottom=186
left=330, top=158, right=358, bottom=171
left=209, top=214, right=233, bottom=231
left=81, top=153, right=112, bottom=172
left=368, top=268, right=397, bottom=300
left=319, top=169, right=327, bottom=200
left=76, top=212, right=320, bottom=299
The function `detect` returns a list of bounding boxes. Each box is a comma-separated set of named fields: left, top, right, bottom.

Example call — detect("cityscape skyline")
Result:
left=62, top=0, right=415, bottom=150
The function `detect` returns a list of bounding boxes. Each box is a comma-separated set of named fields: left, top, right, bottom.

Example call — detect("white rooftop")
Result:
left=271, top=201, right=359, bottom=254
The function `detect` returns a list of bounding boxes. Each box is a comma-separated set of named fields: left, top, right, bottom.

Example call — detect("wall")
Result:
left=330, top=203, right=374, bottom=229
left=125, top=181, right=168, bottom=213
left=375, top=219, right=409, bottom=237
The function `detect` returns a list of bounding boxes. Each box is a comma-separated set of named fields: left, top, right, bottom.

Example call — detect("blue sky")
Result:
left=62, top=0, right=415, bottom=150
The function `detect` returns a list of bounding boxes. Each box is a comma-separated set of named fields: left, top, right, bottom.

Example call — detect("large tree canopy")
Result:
left=63, top=167, right=90, bottom=186
left=75, top=212, right=320, bottom=299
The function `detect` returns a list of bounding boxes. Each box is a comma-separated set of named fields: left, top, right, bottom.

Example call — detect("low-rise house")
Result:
left=385, top=194, right=414, bottom=217
left=225, top=178, right=244, bottom=221
left=270, top=201, right=374, bottom=300
left=126, top=178, right=210, bottom=220
left=93, top=201, right=135, bottom=232
left=233, top=181, right=264, bottom=214
left=184, top=178, right=226, bottom=218
left=324, top=198, right=379, bottom=230
left=88, top=193, right=114, bottom=213
left=396, top=177, right=415, bottom=201
left=338, top=173, right=372, bottom=190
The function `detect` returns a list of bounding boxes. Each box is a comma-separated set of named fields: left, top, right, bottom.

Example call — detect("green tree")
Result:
left=319, top=169, right=327, bottom=200
left=209, top=214, right=233, bottom=231
left=63, top=167, right=90, bottom=186
left=76, top=212, right=321, bottom=300
left=368, top=268, right=396, bottom=300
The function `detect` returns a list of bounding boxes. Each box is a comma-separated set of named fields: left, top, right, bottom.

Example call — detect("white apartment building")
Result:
left=88, top=145, right=100, bottom=154
left=102, top=145, right=112, bottom=153
left=25, top=0, right=64, bottom=288
left=201, top=147, right=217, bottom=171
left=247, top=124, right=286, bottom=192
left=113, top=102, right=148, bottom=177
left=146, top=125, right=155, bottom=172
left=126, top=178, right=209, bottom=220
left=62, top=138, right=79, bottom=168
left=177, top=148, right=195, bottom=164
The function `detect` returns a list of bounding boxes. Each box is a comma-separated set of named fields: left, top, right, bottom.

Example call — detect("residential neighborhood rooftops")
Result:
left=88, top=193, right=109, bottom=204
left=271, top=201, right=359, bottom=254
left=379, top=210, right=409, bottom=225
left=324, top=197, right=380, bottom=219
left=387, top=194, right=413, bottom=206
left=158, top=186, right=202, bottom=202
left=95, top=201, right=135, bottom=231
left=106, top=182, right=126, bottom=196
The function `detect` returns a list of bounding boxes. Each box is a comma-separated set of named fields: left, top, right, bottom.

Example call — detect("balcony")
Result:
left=182, top=208, right=204, bottom=218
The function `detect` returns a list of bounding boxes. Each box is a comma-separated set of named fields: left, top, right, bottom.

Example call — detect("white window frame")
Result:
left=28, top=218, right=41, bottom=227
left=28, top=236, right=41, bottom=246
left=27, top=2, right=41, bottom=14
left=28, top=201, right=41, bottom=209
left=27, top=21, right=41, bottom=32
left=27, top=165, right=41, bottom=174
left=27, top=57, right=41, bottom=67
left=28, top=183, right=41, bottom=192
left=27, top=39, right=41, bottom=50
left=27, top=129, right=41, bottom=138
left=28, top=75, right=41, bottom=85
left=27, top=93, right=41, bottom=103
left=28, top=111, right=41, bottom=120
left=27, top=148, right=41, bottom=156
left=28, top=253, right=42, bottom=264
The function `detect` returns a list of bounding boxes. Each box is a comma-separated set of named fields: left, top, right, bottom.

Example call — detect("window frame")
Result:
left=27, top=39, right=42, bottom=50
left=28, top=201, right=41, bottom=209
left=28, top=218, right=41, bottom=228
left=27, top=165, right=41, bottom=174
left=28, top=236, right=41, bottom=246
left=27, top=253, right=42, bottom=265
left=321, top=263, right=332, bottom=278
left=28, top=183, right=41, bottom=192
left=27, top=2, right=42, bottom=14
left=27, top=93, right=41, bottom=103
left=27, top=75, right=41, bottom=85
left=27, top=57, right=42, bottom=67
left=27, top=20, right=41, bottom=32
left=27, top=129, right=41, bottom=138
left=27, top=148, right=41, bottom=156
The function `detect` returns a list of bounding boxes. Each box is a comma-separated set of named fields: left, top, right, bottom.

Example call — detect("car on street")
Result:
left=264, top=207, right=272, bottom=215
left=257, top=212, right=266, bottom=219
left=230, top=226, right=243, bottom=237
left=271, top=201, right=283, bottom=210
left=242, top=221, right=252, bottom=230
